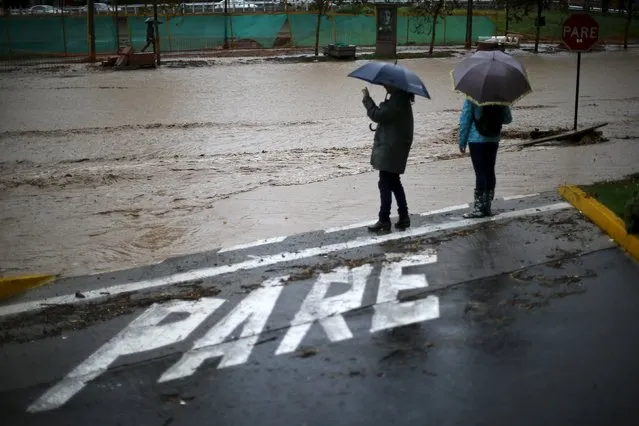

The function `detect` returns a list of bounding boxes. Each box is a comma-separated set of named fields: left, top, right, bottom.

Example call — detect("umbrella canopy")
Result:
left=452, top=50, right=531, bottom=105
left=348, top=61, right=430, bottom=99
left=145, top=17, right=163, bottom=24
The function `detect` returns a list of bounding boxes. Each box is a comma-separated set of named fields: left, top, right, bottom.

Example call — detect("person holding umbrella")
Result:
left=141, top=18, right=161, bottom=52
left=452, top=50, right=531, bottom=218
left=348, top=61, right=430, bottom=232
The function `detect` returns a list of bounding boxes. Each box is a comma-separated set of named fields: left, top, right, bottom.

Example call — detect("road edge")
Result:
left=558, top=185, right=639, bottom=263
left=0, top=275, right=56, bottom=302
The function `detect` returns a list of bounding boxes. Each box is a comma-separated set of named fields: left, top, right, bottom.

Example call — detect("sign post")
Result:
left=561, top=13, right=600, bottom=130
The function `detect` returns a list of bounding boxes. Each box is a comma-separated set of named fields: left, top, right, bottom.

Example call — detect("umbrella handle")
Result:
left=369, top=123, right=377, bottom=132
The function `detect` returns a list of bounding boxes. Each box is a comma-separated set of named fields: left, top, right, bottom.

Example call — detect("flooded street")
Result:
left=1, top=48, right=639, bottom=277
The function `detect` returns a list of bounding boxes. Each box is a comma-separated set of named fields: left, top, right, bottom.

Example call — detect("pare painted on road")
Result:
left=27, top=250, right=440, bottom=413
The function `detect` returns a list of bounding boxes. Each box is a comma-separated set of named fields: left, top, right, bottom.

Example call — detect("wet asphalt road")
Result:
left=1, top=192, right=638, bottom=426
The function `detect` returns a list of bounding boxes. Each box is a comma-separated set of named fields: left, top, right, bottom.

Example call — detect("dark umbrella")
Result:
left=145, top=17, right=164, bottom=24
left=348, top=61, right=431, bottom=99
left=452, top=50, right=532, bottom=105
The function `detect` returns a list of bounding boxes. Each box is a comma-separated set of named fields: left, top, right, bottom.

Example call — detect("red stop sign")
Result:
left=562, top=13, right=600, bottom=52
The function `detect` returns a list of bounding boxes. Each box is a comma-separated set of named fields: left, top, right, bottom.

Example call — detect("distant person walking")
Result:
left=141, top=19, right=155, bottom=52
left=458, top=100, right=512, bottom=218
left=362, top=85, right=415, bottom=232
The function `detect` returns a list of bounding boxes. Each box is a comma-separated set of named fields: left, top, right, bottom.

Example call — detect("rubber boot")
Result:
left=463, top=189, right=486, bottom=219
left=482, top=190, right=493, bottom=217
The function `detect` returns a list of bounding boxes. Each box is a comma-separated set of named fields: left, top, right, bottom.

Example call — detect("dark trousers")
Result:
left=469, top=142, right=498, bottom=191
left=141, top=37, right=154, bottom=52
left=378, top=170, right=408, bottom=222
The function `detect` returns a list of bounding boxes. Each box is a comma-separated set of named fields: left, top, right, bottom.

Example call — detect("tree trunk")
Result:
left=534, top=0, right=542, bottom=54
left=624, top=2, right=633, bottom=50
left=314, top=7, right=322, bottom=57
left=429, top=10, right=440, bottom=56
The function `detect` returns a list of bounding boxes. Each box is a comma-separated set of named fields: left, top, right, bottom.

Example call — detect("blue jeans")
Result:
left=469, top=142, right=498, bottom=191
left=378, top=170, right=408, bottom=222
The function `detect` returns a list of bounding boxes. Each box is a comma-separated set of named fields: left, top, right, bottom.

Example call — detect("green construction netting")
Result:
left=443, top=16, right=496, bottom=45
left=398, top=15, right=442, bottom=46
left=131, top=15, right=226, bottom=52
left=3, top=16, right=67, bottom=55
left=288, top=13, right=333, bottom=48
left=0, top=13, right=498, bottom=56
left=0, top=15, right=115, bottom=56
left=95, top=16, right=117, bottom=53
left=231, top=14, right=287, bottom=48
left=333, top=14, right=375, bottom=46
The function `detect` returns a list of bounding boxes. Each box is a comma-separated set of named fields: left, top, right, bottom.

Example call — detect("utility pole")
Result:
left=153, top=1, right=161, bottom=65
left=87, top=0, right=96, bottom=62
left=465, top=0, right=473, bottom=49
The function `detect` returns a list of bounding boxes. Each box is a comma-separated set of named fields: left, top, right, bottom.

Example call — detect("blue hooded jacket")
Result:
left=458, top=99, right=512, bottom=151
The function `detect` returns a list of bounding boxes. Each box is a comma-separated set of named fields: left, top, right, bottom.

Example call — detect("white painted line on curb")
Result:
left=0, top=202, right=570, bottom=318
left=419, top=204, right=469, bottom=216
left=218, top=236, right=287, bottom=253
left=324, top=220, right=378, bottom=233
left=503, top=193, right=540, bottom=201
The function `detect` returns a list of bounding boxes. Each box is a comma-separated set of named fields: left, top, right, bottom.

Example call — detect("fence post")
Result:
left=3, top=8, right=12, bottom=57
left=166, top=16, right=172, bottom=52
left=443, top=14, right=446, bottom=45
left=288, top=13, right=296, bottom=48
left=406, top=14, right=409, bottom=45
left=88, top=0, right=96, bottom=61
left=229, top=12, right=234, bottom=48
left=332, top=13, right=336, bottom=44
left=114, top=0, right=120, bottom=52
left=61, top=3, right=68, bottom=55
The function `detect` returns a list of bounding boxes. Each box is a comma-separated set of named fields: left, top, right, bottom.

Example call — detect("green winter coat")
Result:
left=363, top=91, right=414, bottom=175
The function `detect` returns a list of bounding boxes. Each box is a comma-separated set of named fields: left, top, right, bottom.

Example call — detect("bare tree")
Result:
left=410, top=0, right=458, bottom=55
left=311, top=0, right=333, bottom=57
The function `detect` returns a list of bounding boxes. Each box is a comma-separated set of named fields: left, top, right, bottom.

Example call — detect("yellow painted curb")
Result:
left=0, top=274, right=56, bottom=302
left=559, top=185, right=639, bottom=263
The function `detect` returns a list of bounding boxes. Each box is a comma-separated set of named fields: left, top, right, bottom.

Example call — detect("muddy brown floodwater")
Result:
left=1, top=48, right=639, bottom=277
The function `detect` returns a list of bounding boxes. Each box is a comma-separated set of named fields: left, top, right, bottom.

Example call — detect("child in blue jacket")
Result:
left=458, top=99, right=512, bottom=218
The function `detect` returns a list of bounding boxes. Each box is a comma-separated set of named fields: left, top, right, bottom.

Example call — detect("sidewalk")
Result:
left=206, top=138, right=639, bottom=258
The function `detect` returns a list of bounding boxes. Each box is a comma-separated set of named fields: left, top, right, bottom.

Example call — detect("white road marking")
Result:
left=27, top=298, right=223, bottom=413
left=0, top=202, right=571, bottom=318
left=275, top=264, right=373, bottom=355
left=218, top=236, right=287, bottom=253
left=419, top=204, right=469, bottom=216
left=158, top=276, right=286, bottom=383
left=27, top=249, right=439, bottom=412
left=371, top=252, right=439, bottom=332
left=324, top=220, right=378, bottom=233
left=503, top=193, right=540, bottom=201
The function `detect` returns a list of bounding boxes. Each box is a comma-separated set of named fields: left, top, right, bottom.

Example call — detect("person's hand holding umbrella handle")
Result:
left=362, top=87, right=370, bottom=100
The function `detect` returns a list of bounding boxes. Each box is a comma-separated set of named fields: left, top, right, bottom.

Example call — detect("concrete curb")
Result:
left=0, top=275, right=56, bottom=302
left=559, top=185, right=639, bottom=263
